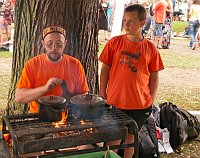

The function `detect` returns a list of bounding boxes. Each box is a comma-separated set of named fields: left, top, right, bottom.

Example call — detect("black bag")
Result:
left=139, top=116, right=160, bottom=158
left=159, top=102, right=188, bottom=149
left=179, top=108, right=200, bottom=140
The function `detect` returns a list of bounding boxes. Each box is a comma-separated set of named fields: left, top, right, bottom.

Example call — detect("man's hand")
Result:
left=44, top=78, right=63, bottom=93
left=15, top=77, right=63, bottom=104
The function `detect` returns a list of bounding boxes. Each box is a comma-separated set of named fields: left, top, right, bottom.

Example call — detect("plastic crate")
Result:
left=61, top=151, right=121, bottom=158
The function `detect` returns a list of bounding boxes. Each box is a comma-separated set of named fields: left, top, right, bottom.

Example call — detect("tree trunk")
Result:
left=7, top=0, right=99, bottom=114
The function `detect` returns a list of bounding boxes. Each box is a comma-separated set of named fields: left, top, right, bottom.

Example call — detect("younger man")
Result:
left=99, top=4, right=164, bottom=158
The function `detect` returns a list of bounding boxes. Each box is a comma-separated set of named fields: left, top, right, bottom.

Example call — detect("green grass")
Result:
left=0, top=75, right=10, bottom=111
left=98, top=44, right=105, bottom=56
left=160, top=51, right=200, bottom=70
left=0, top=51, right=13, bottom=58
left=171, top=21, right=188, bottom=33
left=157, top=86, right=200, bottom=111
left=157, top=50, right=200, bottom=110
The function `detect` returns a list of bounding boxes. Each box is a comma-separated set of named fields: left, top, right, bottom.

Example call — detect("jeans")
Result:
left=188, top=20, right=200, bottom=47
left=154, top=23, right=163, bottom=37
left=107, top=13, right=112, bottom=31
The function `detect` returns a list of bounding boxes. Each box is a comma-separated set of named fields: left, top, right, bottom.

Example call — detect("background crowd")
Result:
left=0, top=0, right=199, bottom=51
left=98, top=0, right=200, bottom=50
left=0, top=0, right=15, bottom=51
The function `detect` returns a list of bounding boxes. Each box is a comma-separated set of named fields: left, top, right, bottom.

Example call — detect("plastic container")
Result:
left=61, top=151, right=121, bottom=158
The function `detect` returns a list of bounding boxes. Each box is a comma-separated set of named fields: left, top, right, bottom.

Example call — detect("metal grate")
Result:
left=2, top=106, right=139, bottom=158
left=5, top=106, right=133, bottom=137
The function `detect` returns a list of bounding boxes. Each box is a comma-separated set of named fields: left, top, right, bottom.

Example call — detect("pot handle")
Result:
left=60, top=80, right=72, bottom=103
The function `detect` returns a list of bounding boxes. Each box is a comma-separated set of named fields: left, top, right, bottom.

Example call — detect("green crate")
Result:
left=60, top=151, right=121, bottom=158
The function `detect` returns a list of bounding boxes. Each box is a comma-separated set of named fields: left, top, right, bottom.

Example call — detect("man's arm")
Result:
left=15, top=86, right=47, bottom=104
left=15, top=77, right=63, bottom=104
left=149, top=71, right=159, bottom=102
left=100, top=63, right=111, bottom=98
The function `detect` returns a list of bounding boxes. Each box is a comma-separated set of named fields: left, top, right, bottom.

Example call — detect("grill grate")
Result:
left=2, top=106, right=139, bottom=158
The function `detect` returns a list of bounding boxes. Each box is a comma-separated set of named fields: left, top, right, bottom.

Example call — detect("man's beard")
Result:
left=47, top=51, right=62, bottom=62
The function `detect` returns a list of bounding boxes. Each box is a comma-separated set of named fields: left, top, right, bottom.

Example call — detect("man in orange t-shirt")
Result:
left=153, top=0, right=168, bottom=48
left=15, top=25, right=89, bottom=113
left=99, top=4, right=164, bottom=158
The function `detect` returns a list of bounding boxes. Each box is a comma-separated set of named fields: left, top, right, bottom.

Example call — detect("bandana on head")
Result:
left=42, top=26, right=66, bottom=39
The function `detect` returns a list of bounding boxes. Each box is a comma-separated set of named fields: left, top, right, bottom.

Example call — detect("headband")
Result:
left=43, top=26, right=66, bottom=39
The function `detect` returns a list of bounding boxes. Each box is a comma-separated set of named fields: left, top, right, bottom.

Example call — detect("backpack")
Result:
left=179, top=108, right=200, bottom=140
left=139, top=115, right=160, bottom=158
left=159, top=102, right=188, bottom=149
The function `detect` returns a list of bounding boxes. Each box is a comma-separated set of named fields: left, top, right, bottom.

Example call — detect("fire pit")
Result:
left=0, top=106, right=138, bottom=158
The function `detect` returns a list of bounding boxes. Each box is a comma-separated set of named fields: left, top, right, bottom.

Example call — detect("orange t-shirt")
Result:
left=153, top=0, right=168, bottom=24
left=99, top=35, right=164, bottom=110
left=17, top=54, right=89, bottom=113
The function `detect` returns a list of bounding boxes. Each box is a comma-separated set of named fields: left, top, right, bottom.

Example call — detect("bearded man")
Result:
left=15, top=25, right=89, bottom=113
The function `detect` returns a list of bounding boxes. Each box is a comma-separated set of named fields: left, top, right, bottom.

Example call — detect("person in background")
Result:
left=15, top=25, right=89, bottom=113
left=172, top=1, right=182, bottom=21
left=98, top=0, right=109, bottom=41
left=153, top=0, right=168, bottom=49
left=99, top=4, right=164, bottom=158
left=171, top=0, right=175, bottom=11
left=166, top=0, right=173, bottom=16
left=130, top=0, right=139, bottom=5
left=141, top=1, right=151, bottom=35
left=161, top=0, right=173, bottom=48
left=107, top=0, right=114, bottom=32
left=0, top=17, right=11, bottom=45
left=196, top=27, right=200, bottom=47
left=146, top=0, right=156, bottom=40
left=188, top=0, right=200, bottom=50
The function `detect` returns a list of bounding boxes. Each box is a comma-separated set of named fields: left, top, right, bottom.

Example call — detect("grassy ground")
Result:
left=0, top=51, right=12, bottom=113
left=0, top=51, right=12, bottom=58
left=171, top=21, right=188, bottom=34
left=160, top=51, right=200, bottom=70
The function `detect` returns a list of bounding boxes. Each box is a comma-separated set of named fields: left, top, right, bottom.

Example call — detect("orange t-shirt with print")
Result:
left=17, top=54, right=89, bottom=113
left=99, top=35, right=164, bottom=110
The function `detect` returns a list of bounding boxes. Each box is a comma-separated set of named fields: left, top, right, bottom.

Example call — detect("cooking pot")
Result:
left=38, top=80, right=70, bottom=122
left=69, top=93, right=106, bottom=119
left=38, top=95, right=67, bottom=122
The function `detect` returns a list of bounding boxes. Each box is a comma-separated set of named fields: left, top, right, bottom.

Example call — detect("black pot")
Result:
left=38, top=95, right=67, bottom=122
left=69, top=94, right=106, bottom=120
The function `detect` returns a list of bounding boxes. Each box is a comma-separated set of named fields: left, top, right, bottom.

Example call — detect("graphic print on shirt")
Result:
left=119, top=51, right=141, bottom=72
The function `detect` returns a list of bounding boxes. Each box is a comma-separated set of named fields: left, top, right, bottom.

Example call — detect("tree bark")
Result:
left=7, top=0, right=99, bottom=114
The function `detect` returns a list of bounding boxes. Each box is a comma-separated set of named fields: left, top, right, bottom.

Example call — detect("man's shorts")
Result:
left=120, top=106, right=152, bottom=132
left=154, top=23, right=163, bottom=37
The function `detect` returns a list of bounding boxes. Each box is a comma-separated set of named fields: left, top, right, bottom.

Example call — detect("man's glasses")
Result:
left=46, top=42, right=64, bottom=49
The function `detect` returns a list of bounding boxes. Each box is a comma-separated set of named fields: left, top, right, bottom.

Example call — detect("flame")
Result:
left=52, top=110, right=68, bottom=128
left=80, top=120, right=94, bottom=132
left=80, top=120, right=87, bottom=125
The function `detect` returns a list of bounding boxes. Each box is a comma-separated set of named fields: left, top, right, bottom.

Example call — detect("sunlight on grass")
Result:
left=157, top=86, right=200, bottom=110
left=0, top=75, right=11, bottom=110
left=98, top=44, right=105, bottom=56
left=0, top=51, right=13, bottom=58
left=160, top=52, right=200, bottom=70
left=172, top=21, right=188, bottom=33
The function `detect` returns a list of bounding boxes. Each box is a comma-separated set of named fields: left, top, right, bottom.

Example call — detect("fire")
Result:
left=52, top=110, right=68, bottom=128
left=80, top=120, right=87, bottom=125
left=80, top=120, right=94, bottom=132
